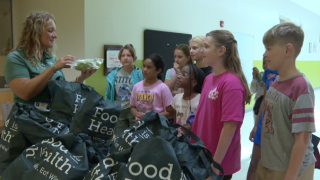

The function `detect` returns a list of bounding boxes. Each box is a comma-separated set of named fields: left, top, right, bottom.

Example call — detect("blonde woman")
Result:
left=4, top=12, right=96, bottom=109
left=189, top=36, right=212, bottom=76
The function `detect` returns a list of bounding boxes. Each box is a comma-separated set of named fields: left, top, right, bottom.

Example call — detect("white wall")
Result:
left=84, top=0, right=320, bottom=61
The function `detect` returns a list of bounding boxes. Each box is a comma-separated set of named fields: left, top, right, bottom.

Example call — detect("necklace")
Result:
left=41, top=60, right=46, bottom=67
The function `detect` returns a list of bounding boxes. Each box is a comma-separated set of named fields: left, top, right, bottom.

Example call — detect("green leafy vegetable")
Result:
left=72, top=58, right=103, bottom=71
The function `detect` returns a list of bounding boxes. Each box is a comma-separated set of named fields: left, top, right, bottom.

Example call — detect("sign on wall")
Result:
left=104, top=45, right=123, bottom=76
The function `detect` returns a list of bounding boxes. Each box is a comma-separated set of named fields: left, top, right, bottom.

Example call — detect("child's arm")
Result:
left=131, top=106, right=143, bottom=122
left=249, top=89, right=266, bottom=142
left=173, top=110, right=177, bottom=124
left=250, top=69, right=259, bottom=93
left=284, top=132, right=310, bottom=180
left=210, top=121, right=238, bottom=176
left=161, top=105, right=175, bottom=119
left=250, top=79, right=258, bottom=94
left=165, top=74, right=178, bottom=93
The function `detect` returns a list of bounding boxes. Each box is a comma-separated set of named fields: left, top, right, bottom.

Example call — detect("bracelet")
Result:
left=51, top=64, right=57, bottom=73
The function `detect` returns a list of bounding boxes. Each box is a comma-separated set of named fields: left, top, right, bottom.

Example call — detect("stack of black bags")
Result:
left=0, top=79, right=224, bottom=180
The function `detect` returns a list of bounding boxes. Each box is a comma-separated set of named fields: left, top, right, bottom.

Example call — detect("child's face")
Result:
left=174, top=50, right=190, bottom=67
left=189, top=41, right=204, bottom=62
left=203, top=36, right=223, bottom=68
left=142, top=59, right=161, bottom=80
left=263, top=58, right=268, bottom=70
left=120, top=49, right=135, bottom=67
left=176, top=66, right=196, bottom=89
left=263, top=43, right=286, bottom=71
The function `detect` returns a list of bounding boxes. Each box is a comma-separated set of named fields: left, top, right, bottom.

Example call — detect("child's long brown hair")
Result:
left=206, top=30, right=252, bottom=104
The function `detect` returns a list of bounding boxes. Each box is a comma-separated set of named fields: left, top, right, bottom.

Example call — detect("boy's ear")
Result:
left=285, top=43, right=294, bottom=57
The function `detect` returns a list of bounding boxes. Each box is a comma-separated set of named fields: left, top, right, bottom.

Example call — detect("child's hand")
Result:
left=259, top=82, right=266, bottom=88
left=177, top=128, right=183, bottom=137
left=253, top=69, right=259, bottom=77
left=249, top=126, right=258, bottom=142
left=173, top=62, right=180, bottom=73
left=180, top=123, right=192, bottom=135
left=183, top=123, right=192, bottom=130
left=135, top=116, right=141, bottom=122
left=135, top=112, right=145, bottom=122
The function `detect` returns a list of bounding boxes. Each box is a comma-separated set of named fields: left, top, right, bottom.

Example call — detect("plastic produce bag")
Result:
left=71, top=58, right=103, bottom=71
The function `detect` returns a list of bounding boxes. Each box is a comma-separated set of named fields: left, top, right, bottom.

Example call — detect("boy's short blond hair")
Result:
left=263, top=22, right=304, bottom=58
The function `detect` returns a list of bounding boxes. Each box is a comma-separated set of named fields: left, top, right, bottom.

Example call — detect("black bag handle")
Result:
left=199, top=150, right=224, bottom=180
left=171, top=124, right=225, bottom=179
left=170, top=124, right=205, bottom=147
left=140, top=111, right=170, bottom=129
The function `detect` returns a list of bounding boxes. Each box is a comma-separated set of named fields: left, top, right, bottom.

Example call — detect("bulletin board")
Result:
left=104, top=45, right=123, bottom=76
left=144, top=30, right=192, bottom=81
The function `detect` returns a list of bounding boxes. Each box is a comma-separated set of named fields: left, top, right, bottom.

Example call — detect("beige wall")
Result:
left=0, top=56, right=6, bottom=76
left=0, top=0, right=12, bottom=56
left=11, top=0, right=85, bottom=81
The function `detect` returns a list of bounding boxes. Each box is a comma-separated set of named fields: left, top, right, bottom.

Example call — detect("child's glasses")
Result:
left=177, top=72, right=189, bottom=78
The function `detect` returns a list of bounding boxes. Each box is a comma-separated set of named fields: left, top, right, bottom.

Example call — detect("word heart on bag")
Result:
left=71, top=90, right=121, bottom=143
left=2, top=134, right=90, bottom=180
left=0, top=103, right=70, bottom=175
left=109, top=110, right=170, bottom=154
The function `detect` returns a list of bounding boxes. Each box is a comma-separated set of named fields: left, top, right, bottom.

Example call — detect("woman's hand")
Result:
left=77, top=68, right=97, bottom=83
left=249, top=126, right=258, bottom=142
left=54, top=55, right=75, bottom=70
left=173, top=62, right=180, bottom=74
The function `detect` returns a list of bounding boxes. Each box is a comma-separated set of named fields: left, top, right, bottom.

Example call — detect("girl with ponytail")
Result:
left=191, top=30, right=251, bottom=180
left=130, top=54, right=174, bottom=122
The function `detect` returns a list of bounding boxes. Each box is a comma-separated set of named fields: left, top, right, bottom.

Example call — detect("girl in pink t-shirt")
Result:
left=130, top=54, right=174, bottom=122
left=191, top=30, right=251, bottom=180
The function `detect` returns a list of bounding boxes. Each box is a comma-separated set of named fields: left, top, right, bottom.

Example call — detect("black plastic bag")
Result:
left=162, top=124, right=225, bottom=180
left=47, top=79, right=94, bottom=126
left=70, top=90, right=121, bottom=143
left=109, top=110, right=170, bottom=154
left=312, top=134, right=320, bottom=169
left=2, top=133, right=91, bottom=180
left=84, top=148, right=132, bottom=180
left=116, top=137, right=185, bottom=180
left=0, top=103, right=70, bottom=175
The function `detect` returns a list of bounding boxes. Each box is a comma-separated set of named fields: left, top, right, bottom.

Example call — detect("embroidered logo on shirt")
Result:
left=264, top=101, right=274, bottom=135
left=208, top=87, right=219, bottom=100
